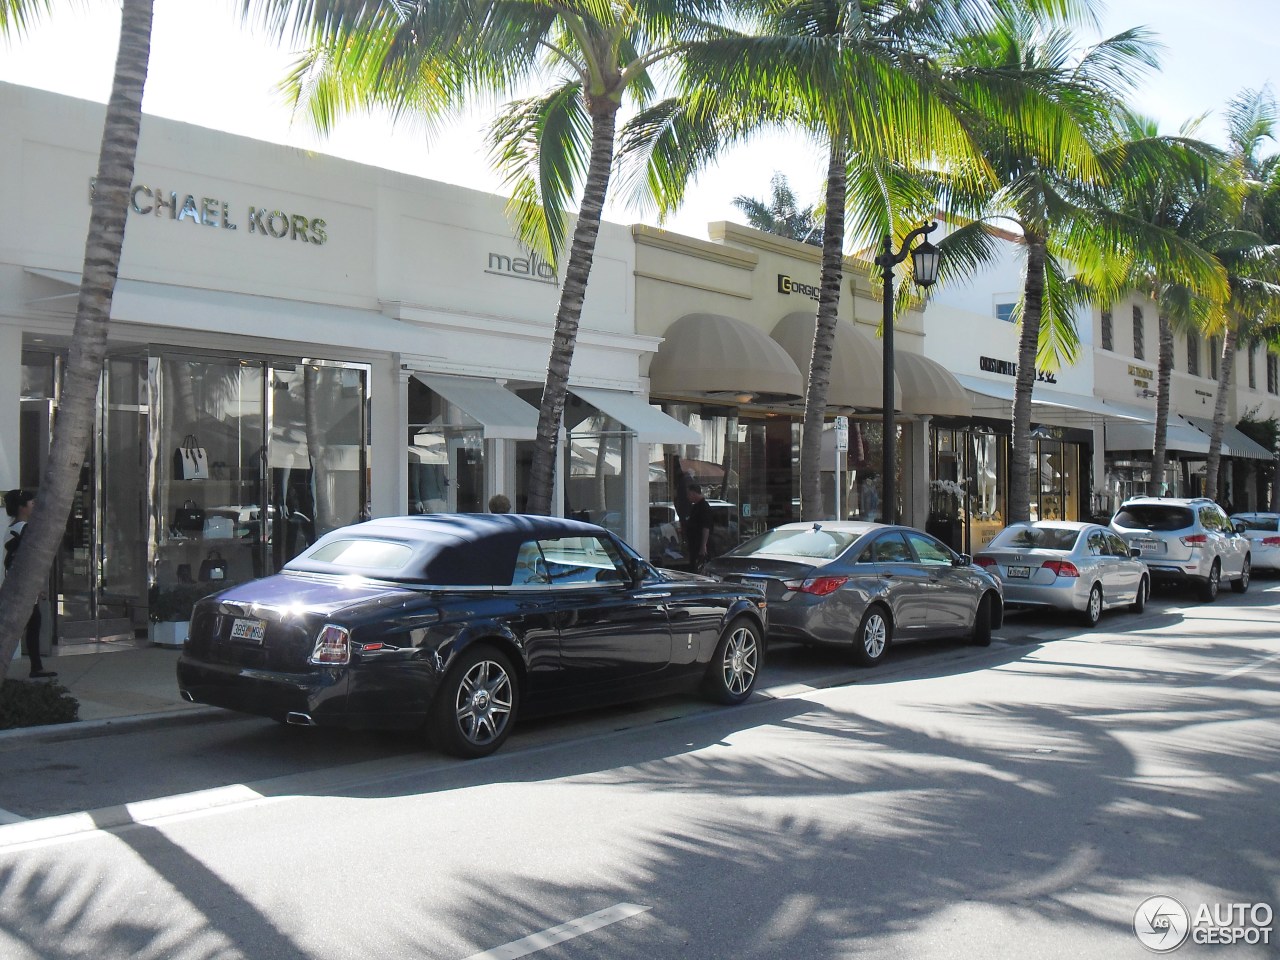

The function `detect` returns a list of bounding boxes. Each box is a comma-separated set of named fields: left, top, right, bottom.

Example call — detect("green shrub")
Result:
left=0, top=678, right=80, bottom=729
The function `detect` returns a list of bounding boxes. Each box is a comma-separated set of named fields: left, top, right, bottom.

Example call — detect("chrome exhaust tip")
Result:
left=285, top=711, right=316, bottom=726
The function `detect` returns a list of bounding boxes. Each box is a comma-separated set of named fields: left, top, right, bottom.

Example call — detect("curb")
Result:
left=0, top=706, right=234, bottom=749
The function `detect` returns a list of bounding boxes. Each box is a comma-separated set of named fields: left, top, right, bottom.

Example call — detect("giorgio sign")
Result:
left=90, top=178, right=329, bottom=245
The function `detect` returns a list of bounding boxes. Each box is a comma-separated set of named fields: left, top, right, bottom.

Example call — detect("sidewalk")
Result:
left=4, top=642, right=218, bottom=742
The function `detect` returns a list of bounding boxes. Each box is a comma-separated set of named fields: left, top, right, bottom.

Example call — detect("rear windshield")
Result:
left=307, top=538, right=415, bottom=570
left=989, top=526, right=1080, bottom=552
left=1113, top=505, right=1194, bottom=531
left=1237, top=516, right=1280, bottom=532
left=726, top=527, right=860, bottom=560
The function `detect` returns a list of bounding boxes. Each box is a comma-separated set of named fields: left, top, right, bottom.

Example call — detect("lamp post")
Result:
left=875, top=221, right=941, bottom=525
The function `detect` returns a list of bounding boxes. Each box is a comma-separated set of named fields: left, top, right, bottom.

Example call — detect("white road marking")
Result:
left=0, top=808, right=26, bottom=825
left=462, top=903, right=651, bottom=960
left=1219, top=649, right=1280, bottom=681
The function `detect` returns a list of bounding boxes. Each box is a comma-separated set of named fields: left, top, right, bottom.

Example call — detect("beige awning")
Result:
left=769, top=312, right=900, bottom=410
left=895, top=352, right=973, bottom=417
left=649, top=313, right=804, bottom=399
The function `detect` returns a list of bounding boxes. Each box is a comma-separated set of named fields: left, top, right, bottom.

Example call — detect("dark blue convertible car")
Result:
left=177, top=514, right=767, bottom=757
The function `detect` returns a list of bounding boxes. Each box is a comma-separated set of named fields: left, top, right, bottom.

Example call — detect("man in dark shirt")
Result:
left=683, top=484, right=714, bottom=573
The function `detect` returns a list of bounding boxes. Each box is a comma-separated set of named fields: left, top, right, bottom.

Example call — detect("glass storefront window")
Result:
left=564, top=410, right=628, bottom=536
left=407, top=378, right=484, bottom=514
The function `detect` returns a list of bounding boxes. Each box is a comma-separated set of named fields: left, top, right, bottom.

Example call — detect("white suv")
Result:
left=1110, top=497, right=1251, bottom=602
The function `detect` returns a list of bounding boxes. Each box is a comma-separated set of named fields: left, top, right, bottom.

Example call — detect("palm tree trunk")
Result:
left=1151, top=312, right=1174, bottom=495
left=526, top=103, right=618, bottom=516
left=1009, top=235, right=1047, bottom=523
left=1204, top=325, right=1237, bottom=503
left=0, top=0, right=153, bottom=682
left=800, top=143, right=848, bottom=521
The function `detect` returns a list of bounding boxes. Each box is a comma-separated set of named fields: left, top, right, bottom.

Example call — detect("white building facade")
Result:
left=1, top=82, right=678, bottom=646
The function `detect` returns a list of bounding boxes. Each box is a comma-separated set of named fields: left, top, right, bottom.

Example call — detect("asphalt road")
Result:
left=0, top=579, right=1277, bottom=959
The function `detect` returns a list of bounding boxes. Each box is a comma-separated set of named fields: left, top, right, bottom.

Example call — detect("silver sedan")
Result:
left=705, top=521, right=1003, bottom=667
left=1230, top=513, right=1280, bottom=571
left=974, top=521, right=1149, bottom=627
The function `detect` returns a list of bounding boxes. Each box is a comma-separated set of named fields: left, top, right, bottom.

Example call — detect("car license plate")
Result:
left=1007, top=565, right=1031, bottom=579
left=1138, top=539, right=1163, bottom=554
left=230, top=618, right=266, bottom=642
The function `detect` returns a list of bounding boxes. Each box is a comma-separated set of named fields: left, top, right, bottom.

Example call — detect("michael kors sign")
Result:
left=90, top=178, right=329, bottom=245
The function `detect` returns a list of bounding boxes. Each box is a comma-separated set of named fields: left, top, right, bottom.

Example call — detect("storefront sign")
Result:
left=979, top=355, right=1057, bottom=384
left=89, top=178, right=329, bottom=245
left=1128, top=364, right=1154, bottom=379
left=778, top=274, right=820, bottom=301
left=485, top=252, right=558, bottom=285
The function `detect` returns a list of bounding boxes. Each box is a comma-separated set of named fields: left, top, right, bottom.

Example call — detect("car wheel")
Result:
left=703, top=618, right=762, bottom=705
left=430, top=644, right=519, bottom=759
left=853, top=605, right=891, bottom=666
left=1233, top=556, right=1251, bottom=594
left=1081, top=584, right=1103, bottom=628
left=1129, top=576, right=1149, bottom=614
left=1198, top=561, right=1220, bottom=603
left=970, top=593, right=994, bottom=647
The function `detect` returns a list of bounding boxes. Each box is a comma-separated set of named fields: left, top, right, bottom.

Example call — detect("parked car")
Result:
left=1230, top=512, right=1280, bottom=572
left=1110, top=497, right=1250, bottom=601
left=974, top=521, right=1150, bottom=627
left=705, top=521, right=1002, bottom=667
left=176, top=514, right=768, bottom=758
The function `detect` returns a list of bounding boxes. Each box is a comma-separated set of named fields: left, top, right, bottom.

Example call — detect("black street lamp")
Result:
left=875, top=221, right=941, bottom=525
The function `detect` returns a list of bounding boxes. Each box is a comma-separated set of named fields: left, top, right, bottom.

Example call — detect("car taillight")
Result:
left=1180, top=533, right=1208, bottom=547
left=783, top=576, right=850, bottom=596
left=1041, top=560, right=1079, bottom=578
left=1262, top=537, right=1280, bottom=546
left=309, top=624, right=351, bottom=665
left=974, top=556, right=996, bottom=569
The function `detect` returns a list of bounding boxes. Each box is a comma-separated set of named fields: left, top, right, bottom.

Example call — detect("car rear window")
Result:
left=1238, top=516, right=1280, bottom=532
left=1113, top=505, right=1194, bottom=531
left=726, top=527, right=859, bottom=560
left=989, top=526, right=1080, bottom=551
left=307, top=538, right=415, bottom=570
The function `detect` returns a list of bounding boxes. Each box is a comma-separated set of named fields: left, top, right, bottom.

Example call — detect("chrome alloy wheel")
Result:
left=720, top=623, right=759, bottom=696
left=1088, top=586, right=1103, bottom=623
left=862, top=611, right=888, bottom=659
left=454, top=658, right=514, bottom=746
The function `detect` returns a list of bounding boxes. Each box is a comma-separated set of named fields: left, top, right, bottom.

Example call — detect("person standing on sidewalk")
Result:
left=683, top=484, right=714, bottom=573
left=4, top=489, right=56, bottom=679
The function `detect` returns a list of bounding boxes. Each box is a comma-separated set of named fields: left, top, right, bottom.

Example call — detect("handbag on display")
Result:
left=171, top=499, right=205, bottom=536
left=199, top=549, right=228, bottom=583
left=173, top=434, right=209, bottom=480
left=202, top=514, right=235, bottom=539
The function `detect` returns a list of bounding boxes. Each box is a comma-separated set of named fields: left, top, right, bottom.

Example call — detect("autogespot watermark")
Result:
left=1134, top=895, right=1273, bottom=952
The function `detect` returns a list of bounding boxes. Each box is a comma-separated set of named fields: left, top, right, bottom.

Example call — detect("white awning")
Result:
left=1105, top=420, right=1212, bottom=455
left=1182, top=415, right=1275, bottom=460
left=954, top=375, right=1147, bottom=422
left=568, top=386, right=701, bottom=445
left=894, top=352, right=973, bottom=417
left=412, top=373, right=539, bottom=440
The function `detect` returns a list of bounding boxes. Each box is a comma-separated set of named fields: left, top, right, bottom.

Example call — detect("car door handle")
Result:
left=634, top=592, right=672, bottom=600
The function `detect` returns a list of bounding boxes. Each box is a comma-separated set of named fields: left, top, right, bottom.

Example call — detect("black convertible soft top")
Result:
left=284, top=513, right=611, bottom=586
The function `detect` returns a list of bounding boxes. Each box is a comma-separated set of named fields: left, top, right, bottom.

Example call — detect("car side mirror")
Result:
left=1130, top=548, right=1141, bottom=558
left=625, top=556, right=649, bottom=586
left=956, top=553, right=973, bottom=566
left=1234, top=521, right=1247, bottom=534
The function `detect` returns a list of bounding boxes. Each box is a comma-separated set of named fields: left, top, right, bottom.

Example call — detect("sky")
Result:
left=1, top=1, right=1279, bottom=241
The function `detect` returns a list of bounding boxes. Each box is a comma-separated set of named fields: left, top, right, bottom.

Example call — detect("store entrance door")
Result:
left=29, top=355, right=150, bottom=646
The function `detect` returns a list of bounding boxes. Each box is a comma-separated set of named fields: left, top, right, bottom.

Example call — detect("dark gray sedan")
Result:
left=705, top=521, right=1003, bottom=666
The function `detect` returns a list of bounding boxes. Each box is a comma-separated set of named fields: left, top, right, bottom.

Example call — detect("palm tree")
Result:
left=0, top=0, right=155, bottom=682
left=258, top=0, right=733, bottom=516
left=733, top=171, right=823, bottom=245
left=937, top=16, right=1225, bottom=522
left=631, top=0, right=1100, bottom=522
left=1101, top=112, right=1225, bottom=496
